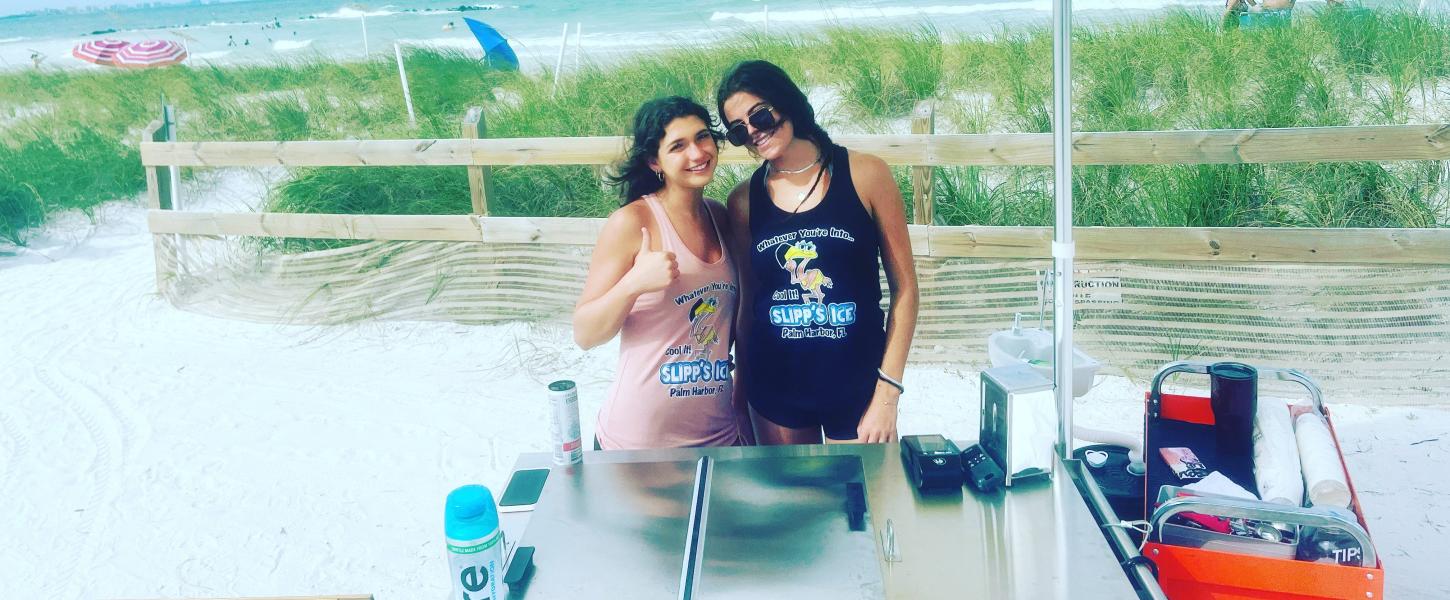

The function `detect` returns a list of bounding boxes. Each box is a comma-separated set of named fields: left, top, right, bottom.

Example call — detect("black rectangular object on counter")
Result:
left=901, top=435, right=964, bottom=491
left=504, top=545, right=534, bottom=586
left=960, top=444, right=1004, bottom=494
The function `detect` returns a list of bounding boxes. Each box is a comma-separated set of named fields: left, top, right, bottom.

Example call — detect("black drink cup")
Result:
left=1208, top=362, right=1258, bottom=460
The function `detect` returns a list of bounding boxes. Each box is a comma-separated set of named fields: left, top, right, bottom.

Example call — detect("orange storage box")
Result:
left=1139, top=362, right=1384, bottom=600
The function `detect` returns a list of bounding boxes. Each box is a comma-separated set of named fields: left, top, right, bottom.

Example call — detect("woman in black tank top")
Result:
left=716, top=60, right=919, bottom=445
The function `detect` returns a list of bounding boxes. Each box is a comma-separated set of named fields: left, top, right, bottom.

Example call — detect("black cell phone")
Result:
left=500, top=468, right=549, bottom=507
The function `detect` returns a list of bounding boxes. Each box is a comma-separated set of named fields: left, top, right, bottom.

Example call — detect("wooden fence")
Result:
left=138, top=105, right=1450, bottom=402
left=140, top=105, right=1450, bottom=264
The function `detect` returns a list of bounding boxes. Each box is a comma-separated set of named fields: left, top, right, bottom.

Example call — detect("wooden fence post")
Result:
left=462, top=107, right=493, bottom=216
left=911, top=100, right=935, bottom=225
left=143, top=120, right=165, bottom=209
left=146, top=105, right=179, bottom=210
left=594, top=164, right=612, bottom=193
left=145, top=105, right=181, bottom=297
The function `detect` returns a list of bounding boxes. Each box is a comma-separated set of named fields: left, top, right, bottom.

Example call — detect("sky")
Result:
left=1, top=0, right=195, bottom=18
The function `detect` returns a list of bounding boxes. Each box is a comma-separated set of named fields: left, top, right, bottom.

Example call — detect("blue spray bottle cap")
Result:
left=445, top=484, right=500, bottom=541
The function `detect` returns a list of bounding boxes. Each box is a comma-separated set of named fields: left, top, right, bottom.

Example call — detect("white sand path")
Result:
left=1, top=198, right=1447, bottom=599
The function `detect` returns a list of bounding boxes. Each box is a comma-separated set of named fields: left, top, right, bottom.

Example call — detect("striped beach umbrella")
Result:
left=112, top=39, right=188, bottom=68
left=72, top=39, right=129, bottom=66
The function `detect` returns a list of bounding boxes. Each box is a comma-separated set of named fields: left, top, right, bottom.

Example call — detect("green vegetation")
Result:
left=0, top=7, right=1447, bottom=246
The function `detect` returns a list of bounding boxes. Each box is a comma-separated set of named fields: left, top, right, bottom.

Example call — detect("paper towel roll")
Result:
left=1294, top=412, right=1352, bottom=509
left=1253, top=400, right=1304, bottom=505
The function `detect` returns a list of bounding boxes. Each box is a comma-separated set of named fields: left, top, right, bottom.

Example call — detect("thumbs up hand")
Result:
left=624, top=227, right=679, bottom=295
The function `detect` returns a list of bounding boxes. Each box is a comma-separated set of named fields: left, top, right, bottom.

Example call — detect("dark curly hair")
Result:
left=608, top=96, right=722, bottom=204
left=715, top=60, right=835, bottom=153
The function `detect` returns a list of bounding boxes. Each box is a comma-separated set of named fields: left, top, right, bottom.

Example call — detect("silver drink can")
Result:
left=547, top=380, right=583, bottom=465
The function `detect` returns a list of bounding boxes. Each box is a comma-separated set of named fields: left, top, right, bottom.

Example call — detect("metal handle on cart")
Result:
left=1148, top=361, right=1324, bottom=416
left=679, top=457, right=712, bottom=600
left=1068, top=460, right=1170, bottom=599
left=1149, top=494, right=1376, bottom=567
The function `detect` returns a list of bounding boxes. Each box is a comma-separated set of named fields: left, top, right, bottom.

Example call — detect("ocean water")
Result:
left=0, top=0, right=1236, bottom=72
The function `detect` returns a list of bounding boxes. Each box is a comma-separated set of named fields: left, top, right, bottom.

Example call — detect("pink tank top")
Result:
left=595, top=196, right=740, bottom=449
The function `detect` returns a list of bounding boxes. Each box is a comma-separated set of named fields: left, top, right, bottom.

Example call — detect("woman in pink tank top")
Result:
left=573, top=97, right=748, bottom=450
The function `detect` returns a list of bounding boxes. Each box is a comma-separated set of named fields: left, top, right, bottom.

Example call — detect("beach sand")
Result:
left=2, top=189, right=1449, bottom=598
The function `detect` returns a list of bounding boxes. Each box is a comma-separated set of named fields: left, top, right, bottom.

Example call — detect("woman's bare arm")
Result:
left=572, top=205, right=678, bottom=349
left=850, top=151, right=920, bottom=443
left=725, top=183, right=757, bottom=442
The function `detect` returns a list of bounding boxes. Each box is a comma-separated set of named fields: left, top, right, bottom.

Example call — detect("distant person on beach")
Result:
left=573, top=96, right=749, bottom=450
left=228, top=35, right=236, bottom=47
left=1222, top=0, right=1342, bottom=28
left=29, top=51, right=44, bottom=69
left=717, top=60, right=918, bottom=446
left=443, top=21, right=456, bottom=31
left=1222, top=0, right=1293, bottom=28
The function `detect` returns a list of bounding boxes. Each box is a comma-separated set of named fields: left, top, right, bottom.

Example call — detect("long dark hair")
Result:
left=715, top=60, right=835, bottom=153
left=608, top=96, right=722, bottom=204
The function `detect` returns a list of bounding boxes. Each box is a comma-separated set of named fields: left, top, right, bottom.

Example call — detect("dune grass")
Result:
left=0, top=7, right=1447, bottom=247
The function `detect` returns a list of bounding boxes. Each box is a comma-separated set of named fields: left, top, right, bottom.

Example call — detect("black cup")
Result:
left=1208, top=362, right=1257, bottom=460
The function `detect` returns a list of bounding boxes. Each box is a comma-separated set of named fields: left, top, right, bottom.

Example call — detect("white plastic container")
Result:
left=1295, top=412, right=1351, bottom=509
left=986, top=322, right=1101, bottom=398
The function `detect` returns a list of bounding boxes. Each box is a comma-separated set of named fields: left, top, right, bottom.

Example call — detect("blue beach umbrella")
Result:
left=463, top=18, right=519, bottom=70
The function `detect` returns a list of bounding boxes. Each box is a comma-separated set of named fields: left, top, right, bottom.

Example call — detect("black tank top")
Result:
left=743, top=144, right=886, bottom=409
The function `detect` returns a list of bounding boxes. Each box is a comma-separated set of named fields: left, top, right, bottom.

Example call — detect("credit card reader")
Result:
left=901, top=434, right=964, bottom=491
left=960, top=443, right=1005, bottom=494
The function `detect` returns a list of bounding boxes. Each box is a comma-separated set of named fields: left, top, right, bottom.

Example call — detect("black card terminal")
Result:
left=901, top=435, right=964, bottom=491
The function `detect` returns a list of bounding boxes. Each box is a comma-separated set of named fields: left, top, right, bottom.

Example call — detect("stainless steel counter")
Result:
left=501, top=443, right=1140, bottom=599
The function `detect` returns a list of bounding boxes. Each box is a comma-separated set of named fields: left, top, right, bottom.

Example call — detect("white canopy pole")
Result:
left=552, top=22, right=569, bottom=96
left=394, top=43, right=416, bottom=128
left=1052, top=0, right=1076, bottom=459
left=573, top=22, right=582, bottom=71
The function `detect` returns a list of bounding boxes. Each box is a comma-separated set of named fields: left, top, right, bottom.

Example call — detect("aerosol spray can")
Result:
left=445, top=484, right=505, bottom=600
left=548, top=380, right=583, bottom=465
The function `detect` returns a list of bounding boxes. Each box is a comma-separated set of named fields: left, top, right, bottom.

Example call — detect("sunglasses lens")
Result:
left=749, top=107, right=778, bottom=132
left=726, top=124, right=749, bottom=147
left=724, top=107, right=777, bottom=147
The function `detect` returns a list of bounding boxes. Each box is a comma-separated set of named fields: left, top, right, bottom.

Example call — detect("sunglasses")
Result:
left=725, top=104, right=782, bottom=147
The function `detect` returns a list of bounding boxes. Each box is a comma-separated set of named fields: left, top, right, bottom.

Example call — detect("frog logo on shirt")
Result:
left=777, top=241, right=833, bottom=304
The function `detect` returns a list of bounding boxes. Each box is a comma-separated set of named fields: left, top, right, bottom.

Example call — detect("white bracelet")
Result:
left=876, top=368, right=905, bottom=394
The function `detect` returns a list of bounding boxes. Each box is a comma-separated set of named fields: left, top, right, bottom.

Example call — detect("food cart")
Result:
left=488, top=0, right=1381, bottom=594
